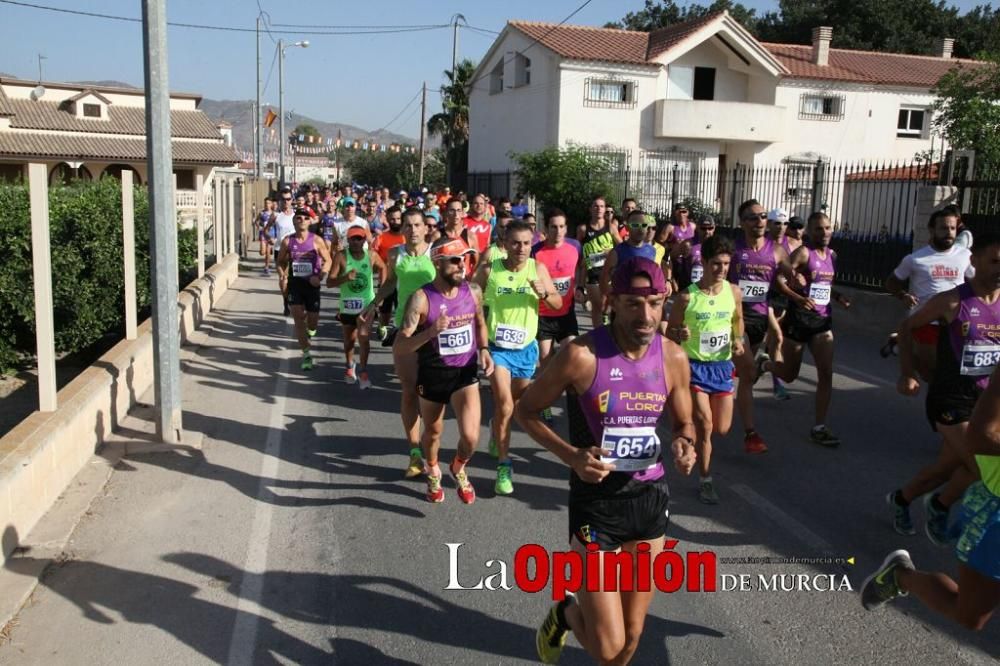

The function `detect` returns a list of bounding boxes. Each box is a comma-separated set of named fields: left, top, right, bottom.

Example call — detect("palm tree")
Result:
left=427, top=59, right=476, bottom=184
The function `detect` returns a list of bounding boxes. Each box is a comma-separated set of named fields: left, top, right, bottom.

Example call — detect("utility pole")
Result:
left=418, top=81, right=427, bottom=185
left=141, top=0, right=182, bottom=444
left=255, top=16, right=262, bottom=179
left=278, top=39, right=285, bottom=186
left=451, top=13, right=465, bottom=73
left=251, top=101, right=257, bottom=174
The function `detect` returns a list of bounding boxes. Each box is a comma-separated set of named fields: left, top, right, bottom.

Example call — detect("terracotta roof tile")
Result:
left=762, top=43, right=987, bottom=86
left=507, top=21, right=653, bottom=66
left=0, top=87, right=13, bottom=116
left=0, top=133, right=239, bottom=165
left=4, top=98, right=221, bottom=138
left=646, top=11, right=723, bottom=60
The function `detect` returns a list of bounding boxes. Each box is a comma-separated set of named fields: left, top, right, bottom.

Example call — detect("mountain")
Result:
left=198, top=98, right=421, bottom=154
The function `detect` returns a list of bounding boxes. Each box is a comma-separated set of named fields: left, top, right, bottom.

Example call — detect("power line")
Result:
left=373, top=88, right=422, bottom=134
left=272, top=21, right=449, bottom=29
left=255, top=0, right=276, bottom=44
left=261, top=46, right=278, bottom=98
left=464, top=24, right=500, bottom=35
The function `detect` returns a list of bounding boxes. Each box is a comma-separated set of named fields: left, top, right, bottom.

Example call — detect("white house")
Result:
left=468, top=11, right=986, bottom=215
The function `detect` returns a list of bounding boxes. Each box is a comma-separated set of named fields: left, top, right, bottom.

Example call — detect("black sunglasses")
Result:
left=742, top=213, right=768, bottom=221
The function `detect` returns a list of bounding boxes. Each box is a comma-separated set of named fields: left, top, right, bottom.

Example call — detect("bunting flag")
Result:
left=298, top=134, right=305, bottom=142
left=336, top=129, right=343, bottom=148
left=263, top=108, right=277, bottom=128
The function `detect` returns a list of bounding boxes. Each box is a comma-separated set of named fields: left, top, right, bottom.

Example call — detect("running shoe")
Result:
left=698, top=479, right=719, bottom=505
left=744, top=431, right=769, bottom=454
left=307, top=328, right=317, bottom=339
left=426, top=473, right=444, bottom=503
left=886, top=490, right=916, bottom=536
left=495, top=462, right=514, bottom=495
left=536, top=593, right=575, bottom=664
left=809, top=426, right=840, bottom=447
left=923, top=494, right=951, bottom=547
left=541, top=407, right=554, bottom=425
left=602, top=313, right=611, bottom=326
left=860, top=549, right=914, bottom=611
left=773, top=382, right=791, bottom=401
left=381, top=327, right=398, bottom=347
left=404, top=449, right=423, bottom=479
left=358, top=370, right=372, bottom=390
left=345, top=365, right=357, bottom=384
left=301, top=353, right=314, bottom=371
left=753, top=352, right=770, bottom=385
left=449, top=463, right=476, bottom=504
left=879, top=334, right=898, bottom=358
left=262, top=267, right=271, bottom=276
left=377, top=325, right=389, bottom=342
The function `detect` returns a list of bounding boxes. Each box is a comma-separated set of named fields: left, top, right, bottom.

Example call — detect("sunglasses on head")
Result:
left=743, top=212, right=768, bottom=221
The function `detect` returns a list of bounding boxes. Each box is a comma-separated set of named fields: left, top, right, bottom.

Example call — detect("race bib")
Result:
left=600, top=426, right=661, bottom=472
left=342, top=298, right=364, bottom=314
left=809, top=283, right=831, bottom=306
left=739, top=280, right=768, bottom=303
left=552, top=277, right=571, bottom=296
left=690, top=264, right=704, bottom=282
left=587, top=252, right=607, bottom=269
left=960, top=342, right=1000, bottom=376
left=494, top=323, right=528, bottom=350
left=699, top=330, right=730, bottom=356
left=438, top=323, right=474, bottom=356
left=292, top=261, right=314, bottom=278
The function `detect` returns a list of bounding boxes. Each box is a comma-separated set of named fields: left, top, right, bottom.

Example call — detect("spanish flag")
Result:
left=263, top=108, right=277, bottom=128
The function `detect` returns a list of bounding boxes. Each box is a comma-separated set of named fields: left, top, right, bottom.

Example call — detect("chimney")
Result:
left=812, top=26, right=832, bottom=66
left=934, top=37, right=954, bottom=59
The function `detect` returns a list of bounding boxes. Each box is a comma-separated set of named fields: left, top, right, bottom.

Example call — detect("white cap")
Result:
left=767, top=207, right=789, bottom=223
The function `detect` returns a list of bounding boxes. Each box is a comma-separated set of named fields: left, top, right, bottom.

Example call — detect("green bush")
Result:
left=0, top=178, right=196, bottom=372
left=510, top=145, right=619, bottom=228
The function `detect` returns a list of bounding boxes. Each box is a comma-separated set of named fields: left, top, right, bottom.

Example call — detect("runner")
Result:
left=474, top=220, right=561, bottom=495
left=668, top=204, right=695, bottom=247
left=272, top=192, right=298, bottom=317
left=728, top=199, right=791, bottom=454
left=396, top=237, right=494, bottom=504
left=516, top=257, right=696, bottom=665
left=329, top=225, right=386, bottom=388
left=371, top=205, right=405, bottom=340
left=578, top=196, right=622, bottom=329
left=667, top=234, right=744, bottom=504
left=669, top=215, right=716, bottom=294
left=482, top=211, right=513, bottom=264
left=862, top=365, right=1000, bottom=631
left=257, top=197, right=277, bottom=275
left=758, top=212, right=852, bottom=445
left=443, top=197, right=477, bottom=276
left=884, top=208, right=973, bottom=378
left=765, top=208, right=793, bottom=401
left=464, top=193, right=494, bottom=255
left=360, top=209, right=436, bottom=478
left=532, top=208, right=583, bottom=390
left=600, top=210, right=660, bottom=301
left=887, top=230, right=1000, bottom=543
left=276, top=209, right=333, bottom=371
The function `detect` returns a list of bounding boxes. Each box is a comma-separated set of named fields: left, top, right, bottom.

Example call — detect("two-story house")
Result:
left=468, top=11, right=985, bottom=215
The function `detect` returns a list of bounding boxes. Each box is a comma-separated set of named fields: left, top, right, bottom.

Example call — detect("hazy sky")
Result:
left=0, top=0, right=989, bottom=141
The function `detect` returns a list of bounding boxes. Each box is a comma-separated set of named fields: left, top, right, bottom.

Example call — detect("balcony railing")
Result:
left=654, top=99, right=786, bottom=143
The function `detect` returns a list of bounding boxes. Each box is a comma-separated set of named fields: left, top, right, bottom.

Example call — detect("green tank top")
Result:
left=485, top=257, right=538, bottom=349
left=487, top=243, right=508, bottom=261
left=682, top=282, right=736, bottom=362
left=582, top=230, right=616, bottom=271
left=394, top=245, right=435, bottom=327
left=977, top=455, right=1000, bottom=496
left=340, top=250, right=375, bottom=314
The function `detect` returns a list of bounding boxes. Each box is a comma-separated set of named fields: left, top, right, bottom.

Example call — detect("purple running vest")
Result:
left=672, top=222, right=696, bottom=243
left=578, top=327, right=670, bottom=483
left=288, top=233, right=322, bottom=278
left=799, top=248, right=836, bottom=317
left=948, top=283, right=1000, bottom=390
left=672, top=242, right=704, bottom=290
left=420, top=282, right=478, bottom=368
left=729, top=237, right=777, bottom=316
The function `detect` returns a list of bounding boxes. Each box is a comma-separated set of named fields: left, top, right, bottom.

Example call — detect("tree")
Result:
left=293, top=123, right=320, bottom=139
left=345, top=150, right=445, bottom=192
left=427, top=59, right=475, bottom=185
left=511, top=145, right=621, bottom=227
left=932, top=58, right=1000, bottom=166
left=606, top=0, right=759, bottom=33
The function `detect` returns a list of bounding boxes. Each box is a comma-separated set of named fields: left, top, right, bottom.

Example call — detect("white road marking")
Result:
left=226, top=349, right=290, bottom=666
left=729, top=483, right=835, bottom=555
left=835, top=363, right=895, bottom=389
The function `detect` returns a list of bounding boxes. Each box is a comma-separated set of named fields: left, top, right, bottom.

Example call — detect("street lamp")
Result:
left=278, top=38, right=309, bottom=186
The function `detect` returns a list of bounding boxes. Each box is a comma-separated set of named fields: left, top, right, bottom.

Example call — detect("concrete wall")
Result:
left=0, top=253, right=240, bottom=567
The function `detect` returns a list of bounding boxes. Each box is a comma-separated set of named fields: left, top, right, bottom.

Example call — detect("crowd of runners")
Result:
left=253, top=184, right=998, bottom=663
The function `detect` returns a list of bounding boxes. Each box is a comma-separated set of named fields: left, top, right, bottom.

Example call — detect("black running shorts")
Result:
left=925, top=384, right=981, bottom=431
left=537, top=311, right=579, bottom=342
left=417, top=362, right=479, bottom=404
left=338, top=312, right=360, bottom=328
left=568, top=483, right=670, bottom=551
left=784, top=307, right=832, bottom=343
left=743, top=311, right=769, bottom=347
left=286, top=279, right=321, bottom=313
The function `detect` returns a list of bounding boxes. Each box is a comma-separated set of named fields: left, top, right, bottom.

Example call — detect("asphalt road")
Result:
left=1, top=264, right=997, bottom=665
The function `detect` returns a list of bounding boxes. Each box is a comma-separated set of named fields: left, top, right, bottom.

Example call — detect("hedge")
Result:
left=0, top=178, right=197, bottom=373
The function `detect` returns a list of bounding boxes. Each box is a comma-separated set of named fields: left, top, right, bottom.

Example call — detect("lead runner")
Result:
left=516, top=256, right=696, bottom=664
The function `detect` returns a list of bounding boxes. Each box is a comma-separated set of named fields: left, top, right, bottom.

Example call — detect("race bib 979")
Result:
left=699, top=330, right=730, bottom=356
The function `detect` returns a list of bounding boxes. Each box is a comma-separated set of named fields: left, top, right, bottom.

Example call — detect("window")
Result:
left=523, top=57, right=531, bottom=86
left=785, top=163, right=814, bottom=200
left=584, top=78, right=637, bottom=108
left=489, top=60, right=504, bottom=94
left=799, top=94, right=845, bottom=120
left=82, top=103, right=102, bottom=118
left=693, top=67, right=715, bottom=101
left=514, top=54, right=531, bottom=88
left=897, top=108, right=926, bottom=138
left=173, top=169, right=195, bottom=190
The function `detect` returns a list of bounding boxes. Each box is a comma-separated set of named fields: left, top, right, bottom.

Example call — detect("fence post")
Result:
left=227, top=176, right=236, bottom=256
left=195, top=173, right=205, bottom=277
left=730, top=162, right=740, bottom=227
left=812, top=158, right=827, bottom=214
left=670, top=163, right=679, bottom=211
left=122, top=170, right=138, bottom=340
left=28, top=163, right=57, bottom=412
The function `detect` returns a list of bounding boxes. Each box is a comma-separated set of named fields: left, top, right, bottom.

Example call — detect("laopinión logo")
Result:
left=444, top=543, right=854, bottom=600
